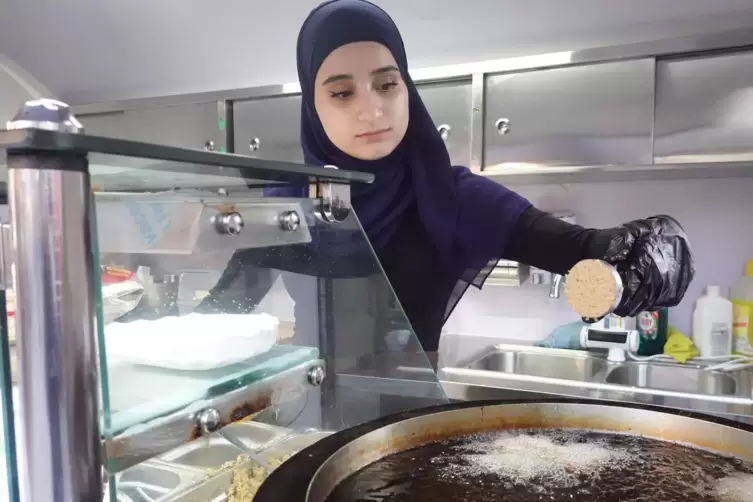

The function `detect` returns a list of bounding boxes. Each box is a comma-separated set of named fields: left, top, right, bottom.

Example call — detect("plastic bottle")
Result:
left=636, top=308, right=669, bottom=356
left=692, top=285, right=733, bottom=358
left=730, top=259, right=753, bottom=355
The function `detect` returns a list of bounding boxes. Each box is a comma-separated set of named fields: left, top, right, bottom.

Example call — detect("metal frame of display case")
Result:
left=0, top=99, right=375, bottom=502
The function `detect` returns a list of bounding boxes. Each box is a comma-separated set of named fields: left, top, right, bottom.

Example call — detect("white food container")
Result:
left=104, top=313, right=279, bottom=371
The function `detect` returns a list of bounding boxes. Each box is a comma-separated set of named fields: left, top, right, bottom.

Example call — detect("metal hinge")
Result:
left=314, top=165, right=351, bottom=223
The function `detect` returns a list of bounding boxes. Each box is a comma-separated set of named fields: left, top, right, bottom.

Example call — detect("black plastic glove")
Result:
left=600, top=215, right=695, bottom=318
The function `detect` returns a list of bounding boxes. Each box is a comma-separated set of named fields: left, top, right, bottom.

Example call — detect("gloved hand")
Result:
left=600, top=215, right=695, bottom=318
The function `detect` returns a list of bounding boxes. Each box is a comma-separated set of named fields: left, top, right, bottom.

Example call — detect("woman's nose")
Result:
left=356, top=92, right=384, bottom=121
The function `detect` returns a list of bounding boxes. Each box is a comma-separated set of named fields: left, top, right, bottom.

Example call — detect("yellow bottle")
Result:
left=731, top=259, right=753, bottom=355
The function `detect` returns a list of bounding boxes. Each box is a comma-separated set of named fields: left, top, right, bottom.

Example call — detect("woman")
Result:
left=236, top=0, right=695, bottom=367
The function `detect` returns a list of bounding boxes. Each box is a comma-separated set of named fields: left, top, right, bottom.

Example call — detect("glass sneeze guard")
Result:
left=0, top=100, right=447, bottom=502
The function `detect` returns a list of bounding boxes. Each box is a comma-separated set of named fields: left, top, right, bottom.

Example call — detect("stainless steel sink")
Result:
left=464, top=345, right=606, bottom=382
left=606, top=363, right=738, bottom=396
left=441, top=344, right=753, bottom=421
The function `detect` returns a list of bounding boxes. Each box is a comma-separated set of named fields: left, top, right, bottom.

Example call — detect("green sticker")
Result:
left=218, top=119, right=225, bottom=131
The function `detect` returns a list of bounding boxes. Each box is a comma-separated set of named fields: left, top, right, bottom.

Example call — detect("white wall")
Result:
left=445, top=176, right=753, bottom=342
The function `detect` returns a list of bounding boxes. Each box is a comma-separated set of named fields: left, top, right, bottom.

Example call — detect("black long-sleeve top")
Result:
left=504, top=207, right=614, bottom=275
left=375, top=206, right=613, bottom=352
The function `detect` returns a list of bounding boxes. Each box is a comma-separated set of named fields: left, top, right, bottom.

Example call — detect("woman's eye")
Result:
left=377, top=81, right=399, bottom=93
left=330, top=90, right=353, bottom=100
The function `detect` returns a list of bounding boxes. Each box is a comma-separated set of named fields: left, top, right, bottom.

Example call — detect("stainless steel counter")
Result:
left=439, top=344, right=753, bottom=422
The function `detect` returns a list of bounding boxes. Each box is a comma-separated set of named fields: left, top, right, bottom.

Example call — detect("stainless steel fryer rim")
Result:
left=305, top=401, right=753, bottom=502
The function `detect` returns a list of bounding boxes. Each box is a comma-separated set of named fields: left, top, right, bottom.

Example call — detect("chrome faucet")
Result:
left=550, top=273, right=564, bottom=298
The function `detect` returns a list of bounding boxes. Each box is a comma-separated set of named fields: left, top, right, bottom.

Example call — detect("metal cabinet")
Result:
left=78, top=102, right=225, bottom=151
left=232, top=95, right=304, bottom=162
left=654, top=50, right=753, bottom=164
left=482, top=59, right=655, bottom=170
left=233, top=83, right=472, bottom=166
left=417, top=80, right=472, bottom=167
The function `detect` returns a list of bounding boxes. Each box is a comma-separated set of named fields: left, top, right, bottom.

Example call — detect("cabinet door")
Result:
left=233, top=95, right=304, bottom=163
left=417, top=80, right=472, bottom=167
left=483, top=59, right=655, bottom=170
left=654, top=51, right=753, bottom=163
left=79, top=102, right=224, bottom=151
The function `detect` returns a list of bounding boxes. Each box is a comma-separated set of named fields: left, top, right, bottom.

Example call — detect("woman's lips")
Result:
left=356, top=128, right=391, bottom=141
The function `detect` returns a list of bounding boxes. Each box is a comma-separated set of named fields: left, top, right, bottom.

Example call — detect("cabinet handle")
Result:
left=204, top=140, right=215, bottom=151
left=437, top=124, right=451, bottom=141
left=249, top=137, right=261, bottom=152
left=495, top=118, right=511, bottom=135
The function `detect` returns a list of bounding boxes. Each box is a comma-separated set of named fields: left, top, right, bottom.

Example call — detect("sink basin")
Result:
left=464, top=347, right=606, bottom=382
left=606, top=363, right=738, bottom=396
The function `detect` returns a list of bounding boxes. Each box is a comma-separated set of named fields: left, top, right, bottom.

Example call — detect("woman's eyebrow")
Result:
left=321, top=73, right=353, bottom=85
left=320, top=65, right=399, bottom=86
left=371, top=65, right=399, bottom=75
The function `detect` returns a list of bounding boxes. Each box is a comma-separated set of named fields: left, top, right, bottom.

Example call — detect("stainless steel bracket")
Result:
left=315, top=165, right=351, bottom=223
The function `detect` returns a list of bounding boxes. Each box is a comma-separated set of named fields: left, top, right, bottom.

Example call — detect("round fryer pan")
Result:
left=254, top=398, right=753, bottom=502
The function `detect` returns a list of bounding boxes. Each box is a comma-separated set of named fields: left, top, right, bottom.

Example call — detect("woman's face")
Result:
left=314, top=41, right=409, bottom=161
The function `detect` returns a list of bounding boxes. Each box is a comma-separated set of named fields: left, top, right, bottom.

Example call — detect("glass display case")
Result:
left=0, top=100, right=447, bottom=502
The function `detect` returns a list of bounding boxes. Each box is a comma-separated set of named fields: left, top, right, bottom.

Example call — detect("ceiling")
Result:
left=3, top=0, right=753, bottom=105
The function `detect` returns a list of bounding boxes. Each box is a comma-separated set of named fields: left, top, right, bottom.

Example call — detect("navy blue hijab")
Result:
left=267, top=0, right=531, bottom=284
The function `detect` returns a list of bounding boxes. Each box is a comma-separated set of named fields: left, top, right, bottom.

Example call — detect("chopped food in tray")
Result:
left=196, top=431, right=331, bottom=501
left=210, top=452, right=294, bottom=502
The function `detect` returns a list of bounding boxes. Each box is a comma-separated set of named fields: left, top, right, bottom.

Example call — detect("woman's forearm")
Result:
left=503, top=206, right=615, bottom=275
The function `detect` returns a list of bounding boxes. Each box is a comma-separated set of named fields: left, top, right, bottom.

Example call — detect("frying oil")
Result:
left=326, top=429, right=753, bottom=502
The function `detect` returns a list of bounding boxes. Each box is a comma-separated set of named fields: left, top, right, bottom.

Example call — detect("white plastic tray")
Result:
left=104, top=313, right=279, bottom=371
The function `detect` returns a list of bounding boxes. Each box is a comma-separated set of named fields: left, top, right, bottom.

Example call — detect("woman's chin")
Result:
left=346, top=143, right=398, bottom=161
